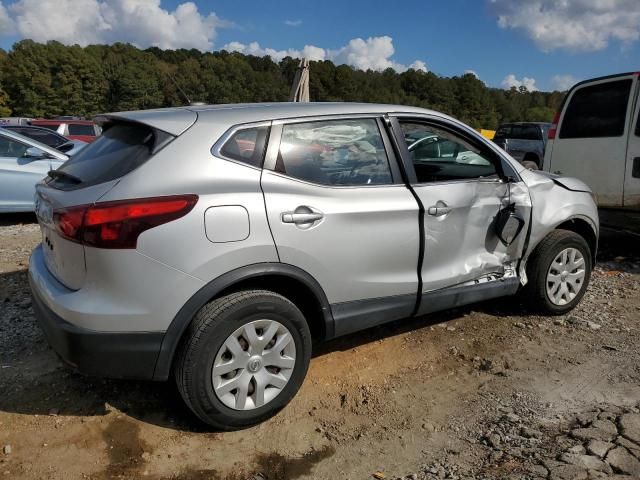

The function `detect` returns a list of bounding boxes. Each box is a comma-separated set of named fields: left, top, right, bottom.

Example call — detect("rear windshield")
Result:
left=68, top=124, right=96, bottom=136
left=495, top=125, right=541, bottom=140
left=51, top=122, right=173, bottom=189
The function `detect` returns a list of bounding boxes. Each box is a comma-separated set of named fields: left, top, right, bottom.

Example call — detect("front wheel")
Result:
left=174, top=290, right=312, bottom=430
left=523, top=230, right=592, bottom=314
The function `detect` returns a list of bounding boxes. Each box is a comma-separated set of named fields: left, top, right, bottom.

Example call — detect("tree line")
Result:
left=0, top=40, right=566, bottom=129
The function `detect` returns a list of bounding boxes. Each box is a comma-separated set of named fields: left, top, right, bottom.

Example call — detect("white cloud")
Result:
left=284, top=19, right=302, bottom=27
left=409, top=60, right=427, bottom=72
left=3, top=0, right=228, bottom=50
left=224, top=36, right=427, bottom=73
left=551, top=74, right=578, bottom=91
left=464, top=69, right=479, bottom=78
left=502, top=74, right=538, bottom=91
left=490, top=0, right=640, bottom=52
left=0, top=1, right=15, bottom=35
left=224, top=41, right=327, bottom=62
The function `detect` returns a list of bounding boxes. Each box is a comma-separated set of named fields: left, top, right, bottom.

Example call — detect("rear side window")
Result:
left=68, top=124, right=96, bottom=136
left=219, top=126, right=269, bottom=168
left=275, top=118, right=393, bottom=186
left=560, top=79, right=632, bottom=139
left=12, top=128, right=66, bottom=148
left=51, top=122, right=173, bottom=189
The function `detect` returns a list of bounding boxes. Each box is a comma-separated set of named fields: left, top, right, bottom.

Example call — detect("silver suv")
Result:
left=29, top=103, right=598, bottom=429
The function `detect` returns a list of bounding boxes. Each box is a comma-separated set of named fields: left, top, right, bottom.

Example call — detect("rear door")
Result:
left=548, top=75, right=636, bottom=207
left=260, top=116, right=420, bottom=335
left=624, top=80, right=640, bottom=209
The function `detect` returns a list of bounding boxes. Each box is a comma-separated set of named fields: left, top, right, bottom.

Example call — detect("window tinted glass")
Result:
left=0, top=136, right=28, bottom=157
left=219, top=126, right=269, bottom=168
left=68, top=124, right=96, bottom=136
left=36, top=124, right=61, bottom=132
left=275, top=119, right=392, bottom=186
left=401, top=122, right=498, bottom=183
left=12, top=127, right=66, bottom=147
left=52, top=122, right=172, bottom=189
left=560, top=79, right=632, bottom=139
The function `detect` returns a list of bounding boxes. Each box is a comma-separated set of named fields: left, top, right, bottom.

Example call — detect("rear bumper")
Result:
left=28, top=247, right=164, bottom=380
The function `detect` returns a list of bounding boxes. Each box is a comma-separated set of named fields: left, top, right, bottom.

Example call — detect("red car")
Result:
left=30, top=119, right=101, bottom=143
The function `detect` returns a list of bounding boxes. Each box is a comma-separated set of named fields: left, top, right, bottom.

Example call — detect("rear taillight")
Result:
left=53, top=195, right=198, bottom=249
left=548, top=111, right=561, bottom=140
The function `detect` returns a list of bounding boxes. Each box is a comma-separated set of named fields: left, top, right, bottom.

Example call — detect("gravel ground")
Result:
left=0, top=213, right=639, bottom=480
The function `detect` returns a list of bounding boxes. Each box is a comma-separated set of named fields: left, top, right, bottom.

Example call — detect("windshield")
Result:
left=52, top=122, right=173, bottom=189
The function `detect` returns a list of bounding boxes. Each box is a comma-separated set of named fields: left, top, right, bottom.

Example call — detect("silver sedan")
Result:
left=0, top=128, right=69, bottom=212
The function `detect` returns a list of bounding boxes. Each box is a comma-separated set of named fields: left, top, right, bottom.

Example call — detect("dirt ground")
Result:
left=1, top=213, right=639, bottom=480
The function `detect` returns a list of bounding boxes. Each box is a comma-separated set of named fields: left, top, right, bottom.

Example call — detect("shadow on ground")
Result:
left=0, top=228, right=636, bottom=432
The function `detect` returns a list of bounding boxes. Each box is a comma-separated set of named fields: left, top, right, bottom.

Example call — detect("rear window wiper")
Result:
left=48, top=169, right=82, bottom=184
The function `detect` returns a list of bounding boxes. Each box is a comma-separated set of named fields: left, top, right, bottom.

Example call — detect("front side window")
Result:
left=0, top=136, right=29, bottom=158
left=275, top=119, right=393, bottom=186
left=219, top=126, right=269, bottom=168
left=400, top=122, right=498, bottom=183
left=560, top=79, right=632, bottom=139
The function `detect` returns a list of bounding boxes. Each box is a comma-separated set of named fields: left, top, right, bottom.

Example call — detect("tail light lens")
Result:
left=548, top=111, right=561, bottom=140
left=53, top=195, right=198, bottom=249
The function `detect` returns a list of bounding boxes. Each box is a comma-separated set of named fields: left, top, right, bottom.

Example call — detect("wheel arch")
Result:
left=555, top=217, right=598, bottom=265
left=152, top=263, right=334, bottom=381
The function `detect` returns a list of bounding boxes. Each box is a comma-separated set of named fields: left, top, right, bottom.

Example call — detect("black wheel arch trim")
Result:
left=152, top=262, right=334, bottom=381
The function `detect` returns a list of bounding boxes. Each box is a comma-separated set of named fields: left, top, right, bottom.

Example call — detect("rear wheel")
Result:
left=523, top=230, right=592, bottom=314
left=522, top=160, right=539, bottom=170
left=175, top=290, right=312, bottom=430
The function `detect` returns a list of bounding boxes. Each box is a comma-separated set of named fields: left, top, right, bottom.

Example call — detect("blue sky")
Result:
left=1, top=0, right=639, bottom=91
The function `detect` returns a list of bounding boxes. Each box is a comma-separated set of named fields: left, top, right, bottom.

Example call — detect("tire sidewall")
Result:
left=535, top=234, right=592, bottom=314
left=188, top=294, right=311, bottom=429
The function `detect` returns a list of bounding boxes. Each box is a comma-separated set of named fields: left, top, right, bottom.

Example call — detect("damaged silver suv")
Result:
left=29, top=103, right=598, bottom=429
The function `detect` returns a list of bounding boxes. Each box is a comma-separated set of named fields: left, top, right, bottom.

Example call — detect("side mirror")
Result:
left=495, top=205, right=525, bottom=246
left=24, top=147, right=50, bottom=159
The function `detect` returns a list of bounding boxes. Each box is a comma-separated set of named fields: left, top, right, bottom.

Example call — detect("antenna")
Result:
left=166, top=72, right=191, bottom=105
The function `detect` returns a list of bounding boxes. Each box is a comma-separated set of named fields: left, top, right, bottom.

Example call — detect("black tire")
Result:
left=523, top=230, right=592, bottom=315
left=522, top=160, right=539, bottom=170
left=174, top=290, right=312, bottom=430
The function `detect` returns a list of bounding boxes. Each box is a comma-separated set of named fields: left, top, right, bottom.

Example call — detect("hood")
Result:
left=523, top=170, right=592, bottom=193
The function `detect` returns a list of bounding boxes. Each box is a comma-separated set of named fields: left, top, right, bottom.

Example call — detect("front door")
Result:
left=0, top=136, right=51, bottom=211
left=624, top=82, right=640, bottom=209
left=260, top=116, right=420, bottom=336
left=391, top=116, right=530, bottom=297
left=548, top=76, right=636, bottom=207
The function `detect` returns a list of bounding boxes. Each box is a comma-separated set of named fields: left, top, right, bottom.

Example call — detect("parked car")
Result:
left=543, top=72, right=640, bottom=217
left=29, top=103, right=598, bottom=430
left=1, top=125, right=87, bottom=156
left=0, top=117, right=32, bottom=126
left=493, top=122, right=551, bottom=170
left=0, top=128, right=68, bottom=212
left=30, top=119, right=101, bottom=143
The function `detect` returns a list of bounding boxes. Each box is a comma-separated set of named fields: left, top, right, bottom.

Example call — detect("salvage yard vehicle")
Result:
left=30, top=119, right=101, bottom=143
left=493, top=122, right=551, bottom=170
left=29, top=103, right=599, bottom=430
left=1, top=125, right=87, bottom=156
left=0, top=128, right=69, bottom=212
left=543, top=72, right=640, bottom=231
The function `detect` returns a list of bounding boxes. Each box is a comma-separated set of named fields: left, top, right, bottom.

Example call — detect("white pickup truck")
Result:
left=543, top=72, right=640, bottom=233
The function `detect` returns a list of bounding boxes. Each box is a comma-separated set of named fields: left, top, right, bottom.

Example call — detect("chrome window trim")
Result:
left=211, top=120, right=272, bottom=170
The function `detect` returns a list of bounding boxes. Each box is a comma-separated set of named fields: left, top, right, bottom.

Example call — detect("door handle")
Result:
left=427, top=206, right=451, bottom=217
left=282, top=212, right=324, bottom=224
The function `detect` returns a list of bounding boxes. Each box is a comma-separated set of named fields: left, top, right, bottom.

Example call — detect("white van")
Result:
left=543, top=72, right=640, bottom=214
